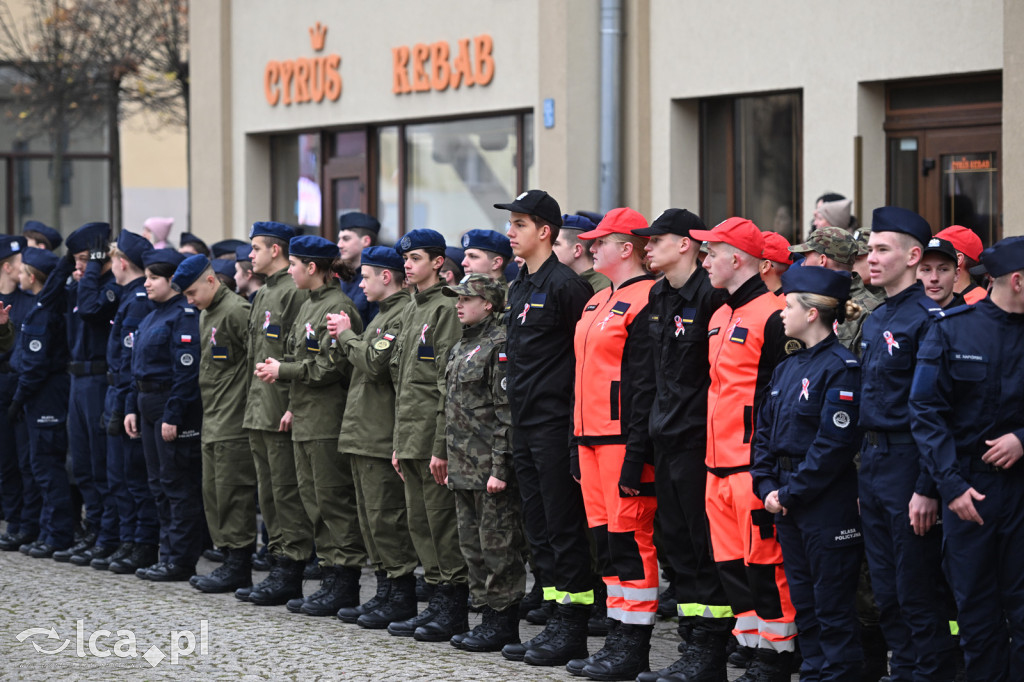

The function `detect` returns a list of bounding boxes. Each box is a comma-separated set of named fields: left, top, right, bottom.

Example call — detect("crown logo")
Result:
left=309, top=22, right=327, bottom=51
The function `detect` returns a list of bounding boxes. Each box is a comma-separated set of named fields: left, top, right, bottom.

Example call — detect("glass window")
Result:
left=889, top=137, right=919, bottom=213
left=271, top=133, right=321, bottom=229
left=701, top=92, right=802, bottom=243
left=376, top=126, right=400, bottom=246
left=406, top=115, right=518, bottom=245
left=12, top=158, right=110, bottom=231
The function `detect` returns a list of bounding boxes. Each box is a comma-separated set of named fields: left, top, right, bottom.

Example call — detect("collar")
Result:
left=462, top=316, right=495, bottom=339
left=207, top=283, right=230, bottom=311
left=309, top=281, right=335, bottom=301
left=414, top=281, right=446, bottom=304
left=887, top=280, right=926, bottom=306
left=378, top=288, right=411, bottom=313
left=725, top=274, right=769, bottom=309
left=265, top=267, right=291, bottom=287
left=516, top=252, right=560, bottom=288
left=977, top=297, right=1024, bottom=324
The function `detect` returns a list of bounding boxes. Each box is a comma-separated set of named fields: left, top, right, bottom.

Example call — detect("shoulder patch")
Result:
left=105, top=289, right=116, bottom=302
left=182, top=307, right=196, bottom=316
left=135, top=291, right=147, bottom=297
left=937, top=303, right=974, bottom=319
left=784, top=339, right=803, bottom=355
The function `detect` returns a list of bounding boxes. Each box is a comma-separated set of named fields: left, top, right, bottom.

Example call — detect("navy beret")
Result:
left=871, top=207, right=931, bottom=246
left=559, top=214, right=597, bottom=232
left=116, top=230, right=154, bottom=270
left=211, top=239, right=248, bottom=258
left=21, top=247, right=59, bottom=276
left=290, top=235, right=339, bottom=260
left=338, top=212, right=381, bottom=234
left=179, top=232, right=208, bottom=249
left=461, top=229, right=512, bottom=259
left=143, top=248, right=186, bottom=270
left=981, top=236, right=1024, bottom=278
left=65, top=222, right=111, bottom=254
left=249, top=221, right=295, bottom=241
left=361, top=246, right=403, bottom=271
left=172, top=255, right=211, bottom=291
left=396, top=229, right=446, bottom=255
left=781, top=265, right=852, bottom=301
left=235, top=244, right=252, bottom=262
left=0, top=235, right=26, bottom=261
left=212, top=259, right=236, bottom=278
left=22, top=220, right=62, bottom=250
left=445, top=246, right=465, bottom=263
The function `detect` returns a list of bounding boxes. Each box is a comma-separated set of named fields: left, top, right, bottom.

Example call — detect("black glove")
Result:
left=7, top=399, right=23, bottom=423
left=618, top=458, right=644, bottom=494
left=569, top=445, right=580, bottom=481
left=88, top=236, right=110, bottom=263
left=106, top=411, right=124, bottom=436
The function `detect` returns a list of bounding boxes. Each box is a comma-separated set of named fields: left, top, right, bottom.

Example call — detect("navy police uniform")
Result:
left=338, top=212, right=381, bottom=325
left=752, top=266, right=864, bottom=681
left=69, top=223, right=121, bottom=549
left=126, top=249, right=203, bottom=574
left=857, top=207, right=956, bottom=681
left=909, top=237, right=1024, bottom=681
left=12, top=249, right=74, bottom=552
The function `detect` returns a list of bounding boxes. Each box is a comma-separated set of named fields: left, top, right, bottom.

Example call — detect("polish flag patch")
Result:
left=180, top=334, right=192, bottom=343
left=839, top=390, right=854, bottom=402
left=498, top=352, right=507, bottom=362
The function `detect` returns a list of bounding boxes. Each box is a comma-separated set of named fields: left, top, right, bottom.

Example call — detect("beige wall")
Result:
left=1005, top=0, right=1023, bottom=236
left=649, top=0, right=1003, bottom=238
left=120, top=110, right=188, bottom=240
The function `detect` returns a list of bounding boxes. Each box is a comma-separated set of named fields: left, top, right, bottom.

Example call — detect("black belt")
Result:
left=864, top=430, right=916, bottom=447
left=68, top=360, right=107, bottom=376
left=136, top=380, right=171, bottom=393
left=778, top=456, right=803, bottom=472
left=706, top=464, right=751, bottom=478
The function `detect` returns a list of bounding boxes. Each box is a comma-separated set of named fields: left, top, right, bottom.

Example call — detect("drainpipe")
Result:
left=598, top=0, right=622, bottom=213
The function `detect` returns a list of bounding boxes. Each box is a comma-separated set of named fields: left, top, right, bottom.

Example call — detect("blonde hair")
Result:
left=793, top=292, right=862, bottom=327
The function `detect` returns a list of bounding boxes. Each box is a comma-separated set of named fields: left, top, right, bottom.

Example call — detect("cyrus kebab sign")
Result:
left=263, top=24, right=495, bottom=106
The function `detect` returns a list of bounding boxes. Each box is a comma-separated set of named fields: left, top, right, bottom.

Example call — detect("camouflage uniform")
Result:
left=581, top=267, right=611, bottom=293
left=443, top=276, right=524, bottom=610
left=840, top=272, right=883, bottom=356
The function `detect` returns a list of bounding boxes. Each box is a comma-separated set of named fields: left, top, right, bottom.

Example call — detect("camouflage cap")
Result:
left=789, top=226, right=859, bottom=265
left=853, top=226, right=871, bottom=256
left=442, top=272, right=505, bottom=311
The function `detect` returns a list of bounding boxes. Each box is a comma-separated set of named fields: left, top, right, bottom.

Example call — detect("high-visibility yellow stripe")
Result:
left=678, top=603, right=735, bottom=619
left=950, top=621, right=960, bottom=636
left=552, top=588, right=595, bottom=606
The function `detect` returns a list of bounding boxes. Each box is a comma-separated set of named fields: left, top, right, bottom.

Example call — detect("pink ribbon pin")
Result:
left=674, top=315, right=685, bottom=338
left=263, top=311, right=271, bottom=330
left=883, top=330, right=900, bottom=356
left=517, top=303, right=530, bottom=325
left=420, top=324, right=429, bottom=344
left=210, top=327, right=217, bottom=345
left=466, top=345, right=481, bottom=361
left=800, top=378, right=810, bottom=401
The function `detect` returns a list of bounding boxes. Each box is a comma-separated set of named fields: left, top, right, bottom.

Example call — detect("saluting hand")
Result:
left=949, top=487, right=986, bottom=525
left=326, top=311, right=351, bottom=338
left=982, top=433, right=1024, bottom=469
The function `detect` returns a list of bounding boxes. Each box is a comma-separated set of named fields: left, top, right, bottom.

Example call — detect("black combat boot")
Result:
left=338, top=570, right=388, bottom=623
left=502, top=609, right=562, bottom=661
left=302, top=566, right=361, bottom=616
left=414, top=582, right=470, bottom=642
left=567, top=619, right=621, bottom=676
left=735, top=648, right=791, bottom=682
left=93, top=542, right=133, bottom=571
left=581, top=622, right=652, bottom=680
left=287, top=566, right=335, bottom=613
left=589, top=583, right=611, bottom=636
left=70, top=543, right=117, bottom=566
left=357, top=573, right=417, bottom=629
left=53, top=532, right=95, bottom=563
left=451, top=605, right=488, bottom=650
left=236, top=554, right=277, bottom=600
left=641, top=626, right=729, bottom=682
left=192, top=547, right=254, bottom=593
left=248, top=556, right=304, bottom=606
left=110, top=542, right=157, bottom=574
left=861, top=623, right=889, bottom=682
left=658, top=583, right=679, bottom=618
left=387, top=580, right=441, bottom=637
left=0, top=530, right=36, bottom=551
left=729, top=645, right=756, bottom=669
left=676, top=616, right=695, bottom=653
left=416, top=573, right=434, bottom=602
left=461, top=603, right=521, bottom=652
left=519, top=579, right=544, bottom=619
left=523, top=603, right=590, bottom=666
left=527, top=599, right=557, bottom=625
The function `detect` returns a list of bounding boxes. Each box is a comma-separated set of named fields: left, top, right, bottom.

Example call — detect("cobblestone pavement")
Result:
left=0, top=548, right=784, bottom=680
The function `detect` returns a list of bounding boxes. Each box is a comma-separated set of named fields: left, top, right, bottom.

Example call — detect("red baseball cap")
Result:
left=935, top=225, right=983, bottom=262
left=577, top=207, right=649, bottom=240
left=690, top=217, right=766, bottom=259
left=762, top=231, right=793, bottom=264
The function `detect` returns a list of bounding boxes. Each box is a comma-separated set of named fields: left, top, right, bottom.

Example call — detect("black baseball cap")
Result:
left=922, top=237, right=958, bottom=264
left=633, top=208, right=705, bottom=237
left=494, top=190, right=563, bottom=228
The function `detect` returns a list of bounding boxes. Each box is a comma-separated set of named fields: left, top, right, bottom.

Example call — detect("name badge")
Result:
left=529, top=293, right=547, bottom=309
left=610, top=301, right=630, bottom=316
left=586, top=304, right=599, bottom=311
left=265, top=324, right=281, bottom=339
left=211, top=346, right=229, bottom=360
left=306, top=338, right=321, bottom=353
left=730, top=327, right=748, bottom=344
left=417, top=345, right=435, bottom=361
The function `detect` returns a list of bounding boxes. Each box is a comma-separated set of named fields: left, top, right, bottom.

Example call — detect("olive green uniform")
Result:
left=198, top=284, right=256, bottom=549
left=838, top=272, right=884, bottom=357
left=331, top=288, right=417, bottom=580
left=242, top=267, right=310, bottom=561
left=581, top=267, right=611, bottom=293
left=278, top=281, right=366, bottom=569
left=390, top=281, right=466, bottom=585
left=445, top=315, right=524, bottom=610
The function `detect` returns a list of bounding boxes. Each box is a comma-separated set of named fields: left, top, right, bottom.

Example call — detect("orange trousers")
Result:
left=579, top=443, right=658, bottom=625
left=705, top=471, right=797, bottom=652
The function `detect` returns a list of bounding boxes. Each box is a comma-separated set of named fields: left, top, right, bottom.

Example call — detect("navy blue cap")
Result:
left=143, top=247, right=186, bottom=270
left=781, top=265, right=852, bottom=301
left=396, top=229, right=446, bottom=256
left=460, top=229, right=512, bottom=259
left=180, top=232, right=208, bottom=249
left=290, top=235, right=339, bottom=260
left=211, top=239, right=248, bottom=258
left=116, top=230, right=154, bottom=270
left=559, top=214, right=597, bottom=232
left=21, top=247, right=59, bottom=276
left=981, top=236, right=1024, bottom=278
left=65, top=222, right=111, bottom=254
left=338, top=212, right=381, bottom=234
left=249, top=221, right=295, bottom=241
left=871, top=207, right=931, bottom=246
left=212, top=259, right=236, bottom=278
left=0, top=235, right=27, bottom=261
left=235, top=244, right=252, bottom=262
left=172, top=255, right=211, bottom=291
left=361, top=246, right=403, bottom=271
left=22, top=220, right=61, bottom=250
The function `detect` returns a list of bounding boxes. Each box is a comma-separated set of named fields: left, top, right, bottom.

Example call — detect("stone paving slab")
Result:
left=0, top=550, right=779, bottom=680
